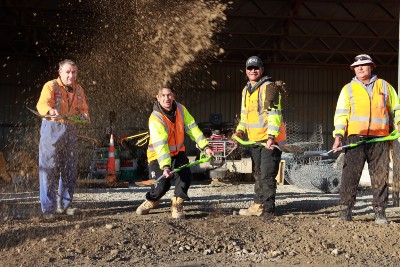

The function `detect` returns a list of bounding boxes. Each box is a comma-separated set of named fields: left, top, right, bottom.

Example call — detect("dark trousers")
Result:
left=146, top=152, right=191, bottom=201
left=250, top=145, right=282, bottom=212
left=339, top=136, right=390, bottom=209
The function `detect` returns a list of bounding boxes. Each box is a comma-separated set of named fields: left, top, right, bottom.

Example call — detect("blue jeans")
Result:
left=39, top=120, right=78, bottom=213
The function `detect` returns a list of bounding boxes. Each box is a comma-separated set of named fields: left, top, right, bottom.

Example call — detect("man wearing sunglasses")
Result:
left=333, top=54, right=400, bottom=224
left=232, top=56, right=286, bottom=219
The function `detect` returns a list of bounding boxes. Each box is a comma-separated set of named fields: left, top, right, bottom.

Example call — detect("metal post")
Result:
left=393, top=7, right=400, bottom=207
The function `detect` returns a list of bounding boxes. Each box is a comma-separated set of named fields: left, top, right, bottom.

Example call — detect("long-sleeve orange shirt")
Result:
left=36, top=77, right=89, bottom=119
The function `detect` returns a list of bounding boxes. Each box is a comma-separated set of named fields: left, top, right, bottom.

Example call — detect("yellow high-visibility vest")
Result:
left=333, top=78, right=400, bottom=137
left=236, top=82, right=286, bottom=145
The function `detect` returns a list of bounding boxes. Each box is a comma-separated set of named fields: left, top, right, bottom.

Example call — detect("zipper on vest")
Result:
left=367, top=94, right=372, bottom=136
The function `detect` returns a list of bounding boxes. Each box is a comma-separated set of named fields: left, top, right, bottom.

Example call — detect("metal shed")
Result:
left=0, top=0, right=398, bottom=152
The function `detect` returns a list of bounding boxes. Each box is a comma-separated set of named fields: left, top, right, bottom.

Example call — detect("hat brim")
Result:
left=350, top=60, right=375, bottom=69
left=246, top=64, right=263, bottom=68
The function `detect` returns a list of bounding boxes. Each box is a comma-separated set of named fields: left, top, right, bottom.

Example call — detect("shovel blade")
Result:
left=303, top=150, right=328, bottom=157
left=135, top=179, right=157, bottom=187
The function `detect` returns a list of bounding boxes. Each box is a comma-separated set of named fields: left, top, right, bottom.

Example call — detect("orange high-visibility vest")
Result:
left=52, top=79, right=83, bottom=112
left=36, top=78, right=89, bottom=124
left=147, top=103, right=186, bottom=163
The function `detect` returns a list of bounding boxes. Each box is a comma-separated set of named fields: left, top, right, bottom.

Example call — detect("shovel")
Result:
left=135, top=154, right=212, bottom=187
left=304, top=130, right=400, bottom=157
left=27, top=106, right=87, bottom=124
left=232, top=135, right=305, bottom=153
left=233, top=135, right=281, bottom=150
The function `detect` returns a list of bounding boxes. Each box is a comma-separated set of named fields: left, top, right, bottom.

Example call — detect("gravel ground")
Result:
left=1, top=181, right=400, bottom=267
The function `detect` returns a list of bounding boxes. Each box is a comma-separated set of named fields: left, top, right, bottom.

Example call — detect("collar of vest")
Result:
left=153, top=100, right=177, bottom=123
left=352, top=74, right=378, bottom=86
left=246, top=76, right=272, bottom=94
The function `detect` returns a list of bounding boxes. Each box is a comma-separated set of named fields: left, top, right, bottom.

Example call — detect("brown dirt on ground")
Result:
left=1, top=184, right=400, bottom=267
left=2, top=1, right=400, bottom=266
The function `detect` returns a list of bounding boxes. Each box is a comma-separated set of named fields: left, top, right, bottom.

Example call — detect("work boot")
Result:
left=171, top=197, right=185, bottom=219
left=56, top=196, right=64, bottom=214
left=42, top=213, right=54, bottom=220
left=374, top=207, right=388, bottom=225
left=339, top=205, right=352, bottom=221
left=56, top=200, right=80, bottom=215
left=136, top=200, right=159, bottom=215
left=65, top=207, right=80, bottom=216
left=56, top=207, right=64, bottom=214
left=239, top=203, right=264, bottom=216
left=260, top=211, right=275, bottom=221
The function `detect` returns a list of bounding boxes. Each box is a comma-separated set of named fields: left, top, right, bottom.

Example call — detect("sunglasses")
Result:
left=247, top=66, right=260, bottom=70
left=354, top=55, right=371, bottom=62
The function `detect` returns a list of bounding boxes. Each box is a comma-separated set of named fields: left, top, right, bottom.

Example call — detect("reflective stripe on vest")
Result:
left=346, top=79, right=389, bottom=136
left=240, top=87, right=267, bottom=129
left=240, top=85, right=286, bottom=144
left=52, top=80, right=82, bottom=111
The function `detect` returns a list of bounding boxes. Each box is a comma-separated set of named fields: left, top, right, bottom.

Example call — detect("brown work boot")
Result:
left=171, top=197, right=185, bottom=219
left=339, top=205, right=352, bottom=221
left=239, top=203, right=264, bottom=216
left=136, top=200, right=159, bottom=215
left=374, top=207, right=388, bottom=225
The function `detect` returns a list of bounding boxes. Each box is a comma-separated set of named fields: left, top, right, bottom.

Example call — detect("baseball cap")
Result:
left=246, top=56, right=264, bottom=68
left=350, top=54, right=375, bottom=69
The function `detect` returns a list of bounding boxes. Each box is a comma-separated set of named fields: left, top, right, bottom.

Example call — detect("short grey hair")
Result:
left=59, top=59, right=77, bottom=70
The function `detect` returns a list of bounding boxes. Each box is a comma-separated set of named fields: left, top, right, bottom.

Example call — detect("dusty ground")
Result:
left=1, top=180, right=400, bottom=267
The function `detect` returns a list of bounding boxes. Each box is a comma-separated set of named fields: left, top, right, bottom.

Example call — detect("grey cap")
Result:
left=246, top=56, right=264, bottom=68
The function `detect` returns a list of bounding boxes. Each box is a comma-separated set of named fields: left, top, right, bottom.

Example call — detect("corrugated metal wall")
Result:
left=179, top=64, right=398, bottom=154
left=0, top=59, right=398, bottom=155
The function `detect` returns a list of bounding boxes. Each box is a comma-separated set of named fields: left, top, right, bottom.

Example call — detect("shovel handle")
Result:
left=233, top=136, right=281, bottom=150
left=135, top=155, right=212, bottom=187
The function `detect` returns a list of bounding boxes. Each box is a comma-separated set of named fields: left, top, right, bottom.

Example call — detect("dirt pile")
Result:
left=77, top=0, right=227, bottom=131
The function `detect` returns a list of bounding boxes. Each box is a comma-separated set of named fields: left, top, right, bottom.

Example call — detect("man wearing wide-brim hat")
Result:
left=332, top=54, right=400, bottom=224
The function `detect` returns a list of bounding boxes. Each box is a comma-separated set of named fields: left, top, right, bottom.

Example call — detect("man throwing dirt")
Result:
left=136, top=85, right=213, bottom=219
left=36, top=59, right=90, bottom=219
left=333, top=54, right=400, bottom=224
left=232, top=56, right=286, bottom=219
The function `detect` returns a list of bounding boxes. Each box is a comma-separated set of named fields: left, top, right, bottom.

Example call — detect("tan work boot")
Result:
left=171, top=197, right=185, bottom=219
left=136, top=200, right=159, bottom=215
left=239, top=203, right=264, bottom=216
